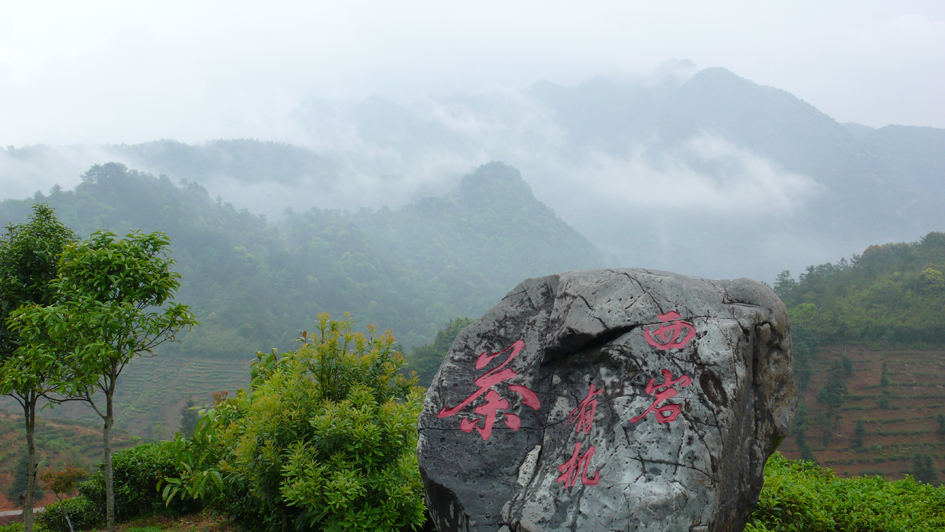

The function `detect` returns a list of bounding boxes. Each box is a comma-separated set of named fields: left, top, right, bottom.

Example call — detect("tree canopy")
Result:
left=0, top=203, right=78, bottom=532
left=10, top=229, right=198, bottom=532
left=163, top=314, right=427, bottom=532
left=775, top=232, right=945, bottom=346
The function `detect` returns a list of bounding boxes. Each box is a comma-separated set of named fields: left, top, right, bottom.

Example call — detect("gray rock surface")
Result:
left=418, top=268, right=796, bottom=532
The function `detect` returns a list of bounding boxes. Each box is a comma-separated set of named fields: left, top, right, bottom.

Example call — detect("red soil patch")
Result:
left=778, top=344, right=945, bottom=481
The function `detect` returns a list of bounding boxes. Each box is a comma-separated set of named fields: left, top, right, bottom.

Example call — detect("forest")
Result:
left=775, top=232, right=945, bottom=346
left=0, top=161, right=603, bottom=356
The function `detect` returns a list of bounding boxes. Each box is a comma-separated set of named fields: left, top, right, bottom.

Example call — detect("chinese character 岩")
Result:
left=629, top=369, right=692, bottom=424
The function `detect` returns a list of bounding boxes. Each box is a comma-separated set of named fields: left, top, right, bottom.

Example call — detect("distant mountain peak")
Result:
left=455, top=162, right=535, bottom=204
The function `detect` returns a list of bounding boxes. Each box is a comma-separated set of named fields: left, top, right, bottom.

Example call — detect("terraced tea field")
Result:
left=778, top=345, right=945, bottom=482
left=0, top=353, right=252, bottom=439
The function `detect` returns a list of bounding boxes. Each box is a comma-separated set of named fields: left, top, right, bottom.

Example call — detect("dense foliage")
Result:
left=0, top=162, right=603, bottom=357
left=775, top=232, right=945, bottom=346
left=10, top=228, right=197, bottom=532
left=35, top=496, right=100, bottom=532
left=0, top=204, right=78, bottom=532
left=33, top=442, right=189, bottom=532
left=162, top=314, right=427, bottom=532
left=746, top=453, right=945, bottom=531
left=81, top=442, right=197, bottom=522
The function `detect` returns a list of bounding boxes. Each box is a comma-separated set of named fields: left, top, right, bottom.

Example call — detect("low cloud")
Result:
left=565, top=134, right=824, bottom=218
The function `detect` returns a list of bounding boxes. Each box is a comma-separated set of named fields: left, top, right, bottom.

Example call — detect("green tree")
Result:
left=816, top=360, right=848, bottom=410
left=911, top=453, right=939, bottom=485
left=39, top=466, right=88, bottom=532
left=796, top=433, right=817, bottom=464
left=792, top=404, right=809, bottom=436
left=853, top=419, right=866, bottom=449
left=791, top=325, right=819, bottom=391
left=179, top=399, right=199, bottom=438
left=10, top=230, right=197, bottom=532
left=163, top=314, right=427, bottom=532
left=773, top=270, right=798, bottom=299
left=919, top=267, right=945, bottom=293
left=841, top=353, right=853, bottom=376
left=937, top=413, right=945, bottom=435
left=6, top=453, right=45, bottom=506
left=406, top=316, right=475, bottom=387
left=0, top=204, right=77, bottom=532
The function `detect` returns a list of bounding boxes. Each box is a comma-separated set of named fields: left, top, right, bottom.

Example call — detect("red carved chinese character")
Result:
left=629, top=369, right=692, bottom=424
left=643, top=311, right=696, bottom=350
left=568, top=383, right=603, bottom=434
left=556, top=441, right=600, bottom=488
left=437, top=340, right=541, bottom=440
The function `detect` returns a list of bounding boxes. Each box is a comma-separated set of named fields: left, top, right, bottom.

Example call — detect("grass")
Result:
left=95, top=512, right=236, bottom=532
left=0, top=511, right=235, bottom=532
left=746, top=453, right=945, bottom=532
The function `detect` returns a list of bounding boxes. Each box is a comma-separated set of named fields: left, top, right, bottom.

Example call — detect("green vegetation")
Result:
left=775, top=232, right=945, bottom=346
left=177, top=401, right=198, bottom=439
left=404, top=317, right=474, bottom=387
left=0, top=204, right=79, bottom=532
left=791, top=325, right=819, bottom=391
left=746, top=453, right=945, bottom=531
left=853, top=419, right=865, bottom=449
left=161, top=315, right=426, bottom=532
left=39, top=466, right=88, bottom=532
left=11, top=229, right=197, bottom=532
left=0, top=162, right=603, bottom=360
left=815, top=360, right=849, bottom=410
left=911, top=453, right=940, bottom=485
left=6, top=452, right=44, bottom=504
left=34, top=442, right=192, bottom=532
left=0, top=161, right=602, bottom=434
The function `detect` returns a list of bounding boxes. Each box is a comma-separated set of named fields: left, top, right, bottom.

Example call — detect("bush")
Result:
left=164, top=314, right=427, bottom=532
left=35, top=496, right=102, bottom=532
left=81, top=441, right=197, bottom=522
left=746, top=452, right=945, bottom=531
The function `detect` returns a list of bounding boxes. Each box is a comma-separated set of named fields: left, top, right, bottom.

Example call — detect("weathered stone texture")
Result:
left=418, top=268, right=796, bottom=532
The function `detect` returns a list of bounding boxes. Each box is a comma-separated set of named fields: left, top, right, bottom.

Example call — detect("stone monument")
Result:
left=418, top=268, right=796, bottom=532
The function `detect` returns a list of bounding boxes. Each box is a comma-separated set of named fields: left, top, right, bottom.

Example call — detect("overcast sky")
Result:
left=1, top=1, right=944, bottom=148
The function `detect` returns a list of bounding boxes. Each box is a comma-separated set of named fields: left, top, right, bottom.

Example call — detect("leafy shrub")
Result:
left=163, top=314, right=427, bottom=532
left=81, top=441, right=197, bottom=522
left=746, top=452, right=945, bottom=531
left=35, top=496, right=102, bottom=532
left=0, top=523, right=24, bottom=532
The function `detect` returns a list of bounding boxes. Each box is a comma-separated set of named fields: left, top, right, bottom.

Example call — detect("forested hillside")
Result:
left=775, top=232, right=945, bottom=346
left=0, top=161, right=604, bottom=355
left=773, top=234, right=945, bottom=485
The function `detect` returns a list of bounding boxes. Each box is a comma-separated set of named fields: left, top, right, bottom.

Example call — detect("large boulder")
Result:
left=418, top=269, right=796, bottom=532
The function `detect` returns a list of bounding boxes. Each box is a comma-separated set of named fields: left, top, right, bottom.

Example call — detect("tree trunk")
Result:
left=104, top=389, right=115, bottom=532
left=22, top=394, right=36, bottom=532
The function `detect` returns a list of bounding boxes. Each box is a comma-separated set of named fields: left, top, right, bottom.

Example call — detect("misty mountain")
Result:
left=303, top=67, right=944, bottom=280
left=115, top=139, right=339, bottom=186
left=2, top=65, right=943, bottom=283
left=0, top=161, right=603, bottom=352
